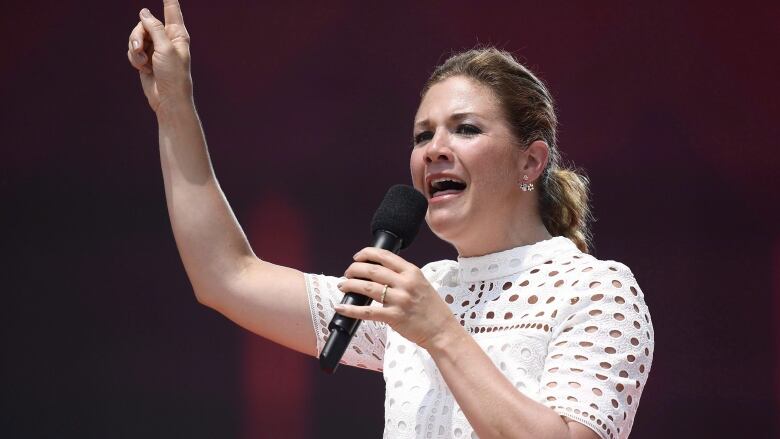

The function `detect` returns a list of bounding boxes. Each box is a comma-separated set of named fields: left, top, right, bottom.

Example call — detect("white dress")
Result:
left=305, top=236, right=654, bottom=439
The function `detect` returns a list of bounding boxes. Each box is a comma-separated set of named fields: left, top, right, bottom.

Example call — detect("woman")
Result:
left=126, top=2, right=654, bottom=438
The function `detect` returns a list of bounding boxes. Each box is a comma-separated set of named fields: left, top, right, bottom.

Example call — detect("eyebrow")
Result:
left=414, top=112, right=480, bottom=130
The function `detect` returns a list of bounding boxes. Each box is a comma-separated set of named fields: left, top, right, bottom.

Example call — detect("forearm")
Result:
left=427, top=320, right=571, bottom=439
left=156, top=100, right=256, bottom=303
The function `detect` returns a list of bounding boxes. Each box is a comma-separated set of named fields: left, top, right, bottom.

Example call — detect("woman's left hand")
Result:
left=335, top=247, right=457, bottom=350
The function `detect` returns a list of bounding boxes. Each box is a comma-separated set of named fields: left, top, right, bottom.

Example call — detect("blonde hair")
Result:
left=422, top=47, right=594, bottom=253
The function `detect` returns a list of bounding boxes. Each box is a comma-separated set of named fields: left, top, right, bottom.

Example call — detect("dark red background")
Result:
left=2, top=1, right=778, bottom=437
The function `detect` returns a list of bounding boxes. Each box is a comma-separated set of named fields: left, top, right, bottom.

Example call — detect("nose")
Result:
left=424, top=130, right=453, bottom=164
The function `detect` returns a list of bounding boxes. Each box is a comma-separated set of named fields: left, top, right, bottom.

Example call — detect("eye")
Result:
left=413, top=131, right=433, bottom=145
left=456, top=124, right=482, bottom=136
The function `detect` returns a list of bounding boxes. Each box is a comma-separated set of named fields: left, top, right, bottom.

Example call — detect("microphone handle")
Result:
left=319, top=230, right=402, bottom=374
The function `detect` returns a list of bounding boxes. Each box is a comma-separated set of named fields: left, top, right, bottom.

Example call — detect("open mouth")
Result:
left=429, top=178, right=467, bottom=199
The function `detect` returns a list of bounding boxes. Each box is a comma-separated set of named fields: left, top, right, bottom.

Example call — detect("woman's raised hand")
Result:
left=127, top=1, right=192, bottom=113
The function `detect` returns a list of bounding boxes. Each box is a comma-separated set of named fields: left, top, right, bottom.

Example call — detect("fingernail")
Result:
left=334, top=304, right=345, bottom=311
left=336, top=282, right=343, bottom=289
left=140, top=8, right=151, bottom=18
left=132, top=40, right=139, bottom=50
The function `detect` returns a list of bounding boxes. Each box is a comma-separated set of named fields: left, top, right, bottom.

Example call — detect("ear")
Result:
left=518, top=140, right=550, bottom=182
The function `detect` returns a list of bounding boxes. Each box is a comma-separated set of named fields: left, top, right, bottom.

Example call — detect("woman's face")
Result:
left=410, top=76, right=525, bottom=253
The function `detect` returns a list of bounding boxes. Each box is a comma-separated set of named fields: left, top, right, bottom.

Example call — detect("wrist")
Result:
left=155, top=96, right=197, bottom=125
left=422, top=315, right=468, bottom=356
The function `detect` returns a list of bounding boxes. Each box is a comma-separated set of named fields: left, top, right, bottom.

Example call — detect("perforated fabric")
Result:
left=305, top=236, right=654, bottom=439
left=305, top=273, right=388, bottom=371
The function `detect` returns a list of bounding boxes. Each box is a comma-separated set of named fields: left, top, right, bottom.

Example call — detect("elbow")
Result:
left=187, top=265, right=240, bottom=309
left=194, top=290, right=211, bottom=307
left=188, top=257, right=256, bottom=311
left=192, top=284, right=218, bottom=309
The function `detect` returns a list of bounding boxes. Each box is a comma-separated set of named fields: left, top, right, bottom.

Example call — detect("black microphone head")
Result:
left=371, top=185, right=428, bottom=249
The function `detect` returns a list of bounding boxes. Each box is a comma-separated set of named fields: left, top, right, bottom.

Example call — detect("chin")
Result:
left=426, top=211, right=466, bottom=244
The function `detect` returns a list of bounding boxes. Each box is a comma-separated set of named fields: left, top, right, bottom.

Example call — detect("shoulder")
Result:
left=579, top=256, right=639, bottom=284
left=574, top=256, right=646, bottom=303
left=547, top=245, right=644, bottom=299
left=550, top=252, right=654, bottom=342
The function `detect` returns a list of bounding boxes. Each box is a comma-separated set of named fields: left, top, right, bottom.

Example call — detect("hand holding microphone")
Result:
left=319, top=185, right=427, bottom=374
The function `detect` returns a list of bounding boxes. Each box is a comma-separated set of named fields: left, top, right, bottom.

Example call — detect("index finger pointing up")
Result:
left=163, top=0, right=184, bottom=25
left=139, top=8, right=171, bottom=49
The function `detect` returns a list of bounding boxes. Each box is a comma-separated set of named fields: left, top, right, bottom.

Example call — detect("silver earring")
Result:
left=519, top=175, right=535, bottom=192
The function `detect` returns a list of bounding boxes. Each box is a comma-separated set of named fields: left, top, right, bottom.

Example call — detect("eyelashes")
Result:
left=412, top=124, right=483, bottom=146
left=456, top=124, right=482, bottom=136
left=413, top=131, right=433, bottom=145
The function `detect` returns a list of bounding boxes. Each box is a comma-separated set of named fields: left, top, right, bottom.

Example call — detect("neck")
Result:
left=453, top=218, right=552, bottom=257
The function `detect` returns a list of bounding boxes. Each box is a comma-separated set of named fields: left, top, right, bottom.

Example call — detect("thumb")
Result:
left=138, top=8, right=171, bottom=52
left=139, top=69, right=155, bottom=91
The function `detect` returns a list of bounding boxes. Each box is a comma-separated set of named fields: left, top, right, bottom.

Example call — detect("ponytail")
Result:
left=540, top=167, right=594, bottom=253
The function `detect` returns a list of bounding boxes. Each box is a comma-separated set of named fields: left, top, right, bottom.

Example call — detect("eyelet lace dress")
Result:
left=305, top=236, right=654, bottom=439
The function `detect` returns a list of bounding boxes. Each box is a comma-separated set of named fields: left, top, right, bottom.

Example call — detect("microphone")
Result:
left=319, top=185, right=427, bottom=374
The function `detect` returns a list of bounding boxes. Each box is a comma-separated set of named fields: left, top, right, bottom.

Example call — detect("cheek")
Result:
left=468, top=153, right=516, bottom=196
left=409, top=150, right=425, bottom=189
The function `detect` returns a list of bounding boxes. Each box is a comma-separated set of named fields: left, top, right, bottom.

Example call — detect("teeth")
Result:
left=431, top=178, right=465, bottom=188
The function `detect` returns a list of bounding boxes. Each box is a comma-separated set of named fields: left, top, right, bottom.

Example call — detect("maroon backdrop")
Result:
left=2, top=1, right=778, bottom=437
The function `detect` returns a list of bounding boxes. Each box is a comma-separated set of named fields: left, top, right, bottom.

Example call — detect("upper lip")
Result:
left=424, top=172, right=467, bottom=198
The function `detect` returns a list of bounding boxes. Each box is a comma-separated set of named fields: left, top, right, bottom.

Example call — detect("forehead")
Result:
left=415, top=76, right=499, bottom=127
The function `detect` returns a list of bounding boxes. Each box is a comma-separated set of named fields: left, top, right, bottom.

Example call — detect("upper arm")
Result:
left=200, top=257, right=388, bottom=371
left=203, top=257, right=318, bottom=357
left=536, top=260, right=654, bottom=439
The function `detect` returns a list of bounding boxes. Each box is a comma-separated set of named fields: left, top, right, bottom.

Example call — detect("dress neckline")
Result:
left=456, top=236, right=578, bottom=283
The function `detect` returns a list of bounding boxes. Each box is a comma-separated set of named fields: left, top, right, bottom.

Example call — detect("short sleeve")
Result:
left=536, top=261, right=654, bottom=439
left=304, top=272, right=387, bottom=372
